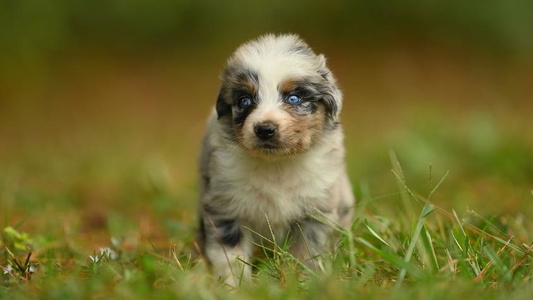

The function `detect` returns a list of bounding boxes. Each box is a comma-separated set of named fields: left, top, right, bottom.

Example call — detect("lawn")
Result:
left=1, top=46, right=532, bottom=299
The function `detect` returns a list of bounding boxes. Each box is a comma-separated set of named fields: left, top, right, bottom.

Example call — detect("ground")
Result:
left=1, top=46, right=532, bottom=299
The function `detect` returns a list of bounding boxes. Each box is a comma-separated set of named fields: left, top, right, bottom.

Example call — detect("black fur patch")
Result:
left=198, top=217, right=207, bottom=249
left=216, top=88, right=232, bottom=119
left=222, top=67, right=259, bottom=88
left=322, top=93, right=339, bottom=118
left=217, top=68, right=259, bottom=123
left=231, top=88, right=257, bottom=126
left=233, top=108, right=252, bottom=126
left=235, top=69, right=259, bottom=86
left=214, top=219, right=242, bottom=247
left=291, top=85, right=322, bottom=100
left=280, top=77, right=338, bottom=118
left=201, top=174, right=210, bottom=187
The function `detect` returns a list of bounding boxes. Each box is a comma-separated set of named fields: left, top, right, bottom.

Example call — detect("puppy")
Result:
left=197, top=34, right=354, bottom=286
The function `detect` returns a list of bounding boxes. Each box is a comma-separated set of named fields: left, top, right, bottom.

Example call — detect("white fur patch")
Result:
left=208, top=128, right=343, bottom=235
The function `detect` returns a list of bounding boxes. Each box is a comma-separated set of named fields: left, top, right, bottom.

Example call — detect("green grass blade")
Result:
left=419, top=225, right=439, bottom=272
left=396, top=203, right=435, bottom=287
left=365, top=219, right=391, bottom=247
left=428, top=170, right=449, bottom=200
left=356, top=237, right=422, bottom=278
left=483, top=245, right=513, bottom=283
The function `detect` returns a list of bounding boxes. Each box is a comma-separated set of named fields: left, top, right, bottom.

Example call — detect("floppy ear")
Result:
left=317, top=54, right=342, bottom=121
left=216, top=88, right=232, bottom=119
left=323, top=88, right=342, bottom=121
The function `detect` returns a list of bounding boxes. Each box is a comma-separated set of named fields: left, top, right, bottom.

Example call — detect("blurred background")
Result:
left=1, top=0, right=532, bottom=251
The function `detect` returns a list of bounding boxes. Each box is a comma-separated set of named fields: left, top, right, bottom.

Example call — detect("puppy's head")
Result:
left=216, top=34, right=342, bottom=157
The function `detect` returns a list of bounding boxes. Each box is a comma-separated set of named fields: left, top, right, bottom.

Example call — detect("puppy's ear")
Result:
left=323, top=89, right=342, bottom=121
left=216, top=88, right=232, bottom=119
left=317, top=54, right=342, bottom=121
left=316, top=54, right=327, bottom=70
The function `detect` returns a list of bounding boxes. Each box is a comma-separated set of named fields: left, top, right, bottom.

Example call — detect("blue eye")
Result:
left=239, top=96, right=252, bottom=108
left=287, top=95, right=302, bottom=104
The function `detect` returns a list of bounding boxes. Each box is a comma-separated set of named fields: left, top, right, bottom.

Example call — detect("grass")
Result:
left=1, top=42, right=532, bottom=299
left=1, top=113, right=532, bottom=300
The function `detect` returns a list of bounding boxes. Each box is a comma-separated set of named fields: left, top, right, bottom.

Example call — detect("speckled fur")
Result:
left=198, top=34, right=354, bottom=286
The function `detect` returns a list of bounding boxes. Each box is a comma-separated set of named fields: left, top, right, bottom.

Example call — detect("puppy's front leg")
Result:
left=201, top=215, right=252, bottom=287
left=289, top=218, right=333, bottom=271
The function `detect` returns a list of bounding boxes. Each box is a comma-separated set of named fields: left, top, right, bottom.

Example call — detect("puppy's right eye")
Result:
left=238, top=96, right=252, bottom=108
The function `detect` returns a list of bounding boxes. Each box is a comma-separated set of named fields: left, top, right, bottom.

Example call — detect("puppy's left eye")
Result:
left=238, top=96, right=253, bottom=108
left=286, top=95, right=302, bottom=105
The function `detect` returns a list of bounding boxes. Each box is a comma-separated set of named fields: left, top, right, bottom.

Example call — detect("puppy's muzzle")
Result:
left=254, top=123, right=277, bottom=140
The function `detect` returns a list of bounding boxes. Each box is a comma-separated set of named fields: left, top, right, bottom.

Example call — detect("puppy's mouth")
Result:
left=247, top=139, right=293, bottom=156
left=254, top=141, right=282, bottom=152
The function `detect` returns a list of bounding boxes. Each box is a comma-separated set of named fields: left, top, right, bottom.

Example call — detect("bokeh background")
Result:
left=1, top=0, right=532, bottom=251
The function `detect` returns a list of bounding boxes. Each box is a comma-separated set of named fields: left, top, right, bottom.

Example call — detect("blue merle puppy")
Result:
left=197, top=34, right=354, bottom=286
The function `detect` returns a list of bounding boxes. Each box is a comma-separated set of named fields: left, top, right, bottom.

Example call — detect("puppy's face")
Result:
left=216, top=35, right=342, bottom=157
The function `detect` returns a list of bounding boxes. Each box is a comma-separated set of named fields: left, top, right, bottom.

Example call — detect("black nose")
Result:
left=254, top=123, right=276, bottom=140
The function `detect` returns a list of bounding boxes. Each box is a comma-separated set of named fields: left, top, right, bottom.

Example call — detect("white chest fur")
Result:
left=209, top=144, right=340, bottom=228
